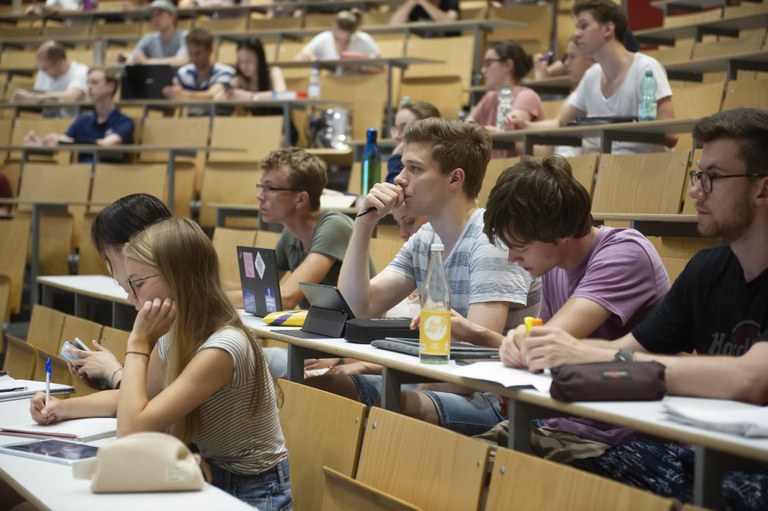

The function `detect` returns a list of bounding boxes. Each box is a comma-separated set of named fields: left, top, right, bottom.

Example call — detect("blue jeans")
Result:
left=208, top=457, right=293, bottom=510
left=422, top=390, right=505, bottom=436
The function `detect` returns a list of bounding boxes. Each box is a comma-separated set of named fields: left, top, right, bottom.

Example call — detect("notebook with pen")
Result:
left=0, top=417, right=117, bottom=442
left=0, top=379, right=74, bottom=403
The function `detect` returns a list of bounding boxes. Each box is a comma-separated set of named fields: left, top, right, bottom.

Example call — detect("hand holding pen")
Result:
left=499, top=316, right=542, bottom=368
left=355, top=183, right=404, bottom=221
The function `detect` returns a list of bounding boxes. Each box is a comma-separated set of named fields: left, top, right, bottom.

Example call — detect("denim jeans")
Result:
left=208, top=457, right=293, bottom=511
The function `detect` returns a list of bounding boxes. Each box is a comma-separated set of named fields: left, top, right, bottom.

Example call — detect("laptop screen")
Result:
left=120, top=65, right=175, bottom=100
left=237, top=246, right=283, bottom=317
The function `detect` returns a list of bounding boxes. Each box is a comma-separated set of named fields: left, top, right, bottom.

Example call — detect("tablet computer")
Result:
left=0, top=438, right=99, bottom=465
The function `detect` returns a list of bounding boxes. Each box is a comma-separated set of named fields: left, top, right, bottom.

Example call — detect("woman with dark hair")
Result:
left=68, top=194, right=172, bottom=390
left=467, top=40, right=545, bottom=157
left=219, top=37, right=286, bottom=101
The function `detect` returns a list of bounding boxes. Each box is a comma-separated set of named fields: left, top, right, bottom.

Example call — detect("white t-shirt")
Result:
left=570, top=53, right=672, bottom=154
left=302, top=30, right=380, bottom=74
left=33, top=60, right=89, bottom=118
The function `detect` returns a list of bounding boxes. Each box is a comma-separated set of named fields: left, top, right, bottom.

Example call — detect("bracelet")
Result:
left=125, top=351, right=150, bottom=358
left=110, top=367, right=123, bottom=388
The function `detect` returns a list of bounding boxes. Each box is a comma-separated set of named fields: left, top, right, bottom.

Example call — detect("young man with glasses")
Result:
left=510, top=108, right=768, bottom=508
left=256, top=147, right=375, bottom=310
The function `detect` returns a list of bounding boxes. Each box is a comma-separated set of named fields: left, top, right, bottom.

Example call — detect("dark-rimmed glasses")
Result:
left=126, top=274, right=159, bottom=296
left=256, top=184, right=301, bottom=193
left=689, top=170, right=767, bottom=194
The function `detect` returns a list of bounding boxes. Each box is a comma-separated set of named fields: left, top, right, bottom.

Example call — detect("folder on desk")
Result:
left=371, top=337, right=499, bottom=360
left=0, top=417, right=117, bottom=442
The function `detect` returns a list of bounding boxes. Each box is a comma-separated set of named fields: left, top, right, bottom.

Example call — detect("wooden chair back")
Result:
left=211, top=226, right=258, bottom=285
left=663, top=7, right=722, bottom=28
left=2, top=335, right=37, bottom=380
left=198, top=164, right=262, bottom=228
left=208, top=116, right=283, bottom=162
left=0, top=275, right=10, bottom=324
left=278, top=380, right=367, bottom=511
left=92, top=20, right=143, bottom=38
left=60, top=315, right=104, bottom=357
left=77, top=212, right=108, bottom=275
left=478, top=156, right=520, bottom=208
left=403, top=35, right=474, bottom=106
left=691, top=33, right=764, bottom=60
left=319, top=73, right=389, bottom=140
left=99, top=326, right=130, bottom=364
left=10, top=118, right=72, bottom=163
left=398, top=76, right=464, bottom=121
left=355, top=407, right=489, bottom=511
left=254, top=229, right=283, bottom=250
left=592, top=151, right=691, bottom=215
left=368, top=237, right=404, bottom=273
left=195, top=16, right=248, bottom=33
left=321, top=466, right=422, bottom=511
left=26, top=304, right=67, bottom=355
left=566, top=153, right=600, bottom=198
left=485, top=446, right=676, bottom=510
left=16, top=163, right=91, bottom=210
left=89, top=163, right=168, bottom=213
left=486, top=3, right=554, bottom=53
left=0, top=216, right=31, bottom=315
left=722, top=78, right=768, bottom=111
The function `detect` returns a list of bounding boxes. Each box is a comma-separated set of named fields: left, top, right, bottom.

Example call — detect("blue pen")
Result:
left=45, top=357, right=51, bottom=406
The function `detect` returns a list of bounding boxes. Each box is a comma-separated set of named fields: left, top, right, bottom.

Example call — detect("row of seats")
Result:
left=280, top=379, right=700, bottom=511
left=2, top=304, right=129, bottom=397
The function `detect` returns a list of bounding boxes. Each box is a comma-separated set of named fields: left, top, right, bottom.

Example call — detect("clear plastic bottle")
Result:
left=638, top=70, right=657, bottom=121
left=308, top=66, right=321, bottom=99
left=360, top=128, right=381, bottom=195
left=496, top=84, right=514, bottom=131
left=419, top=243, right=451, bottom=364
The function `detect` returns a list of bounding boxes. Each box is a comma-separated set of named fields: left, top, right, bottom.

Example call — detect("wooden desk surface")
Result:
left=240, top=313, right=768, bottom=465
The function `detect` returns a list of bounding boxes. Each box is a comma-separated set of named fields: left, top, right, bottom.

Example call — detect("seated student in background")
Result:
left=257, top=147, right=376, bottom=310
left=67, top=193, right=173, bottom=390
left=509, top=108, right=768, bottom=510
left=163, top=27, right=234, bottom=103
left=31, top=217, right=293, bottom=509
left=296, top=9, right=382, bottom=74
left=386, top=100, right=441, bottom=184
left=11, top=41, right=88, bottom=118
left=118, top=0, right=189, bottom=66
left=466, top=41, right=544, bottom=158
left=389, top=0, right=459, bottom=25
left=306, top=119, right=539, bottom=432
left=214, top=38, right=297, bottom=144
left=511, top=0, right=677, bottom=153
left=441, top=154, right=669, bottom=436
left=24, top=68, right=134, bottom=163
left=0, top=174, right=12, bottom=216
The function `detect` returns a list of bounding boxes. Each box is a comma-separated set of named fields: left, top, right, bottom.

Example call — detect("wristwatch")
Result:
left=613, top=349, right=636, bottom=363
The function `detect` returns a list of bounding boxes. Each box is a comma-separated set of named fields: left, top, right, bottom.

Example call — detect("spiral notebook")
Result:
left=0, top=379, right=75, bottom=403
left=0, top=417, right=117, bottom=442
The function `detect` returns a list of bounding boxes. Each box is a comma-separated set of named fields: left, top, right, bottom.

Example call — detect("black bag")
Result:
left=549, top=361, right=667, bottom=402
left=344, top=318, right=418, bottom=344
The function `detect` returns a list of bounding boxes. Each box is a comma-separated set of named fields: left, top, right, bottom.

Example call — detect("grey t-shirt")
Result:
left=132, top=30, right=188, bottom=59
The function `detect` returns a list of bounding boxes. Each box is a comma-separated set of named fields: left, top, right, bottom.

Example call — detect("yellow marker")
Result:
left=524, top=316, right=543, bottom=332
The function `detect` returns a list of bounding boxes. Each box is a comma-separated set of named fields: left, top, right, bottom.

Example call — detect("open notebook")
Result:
left=0, top=379, right=74, bottom=403
left=0, top=417, right=117, bottom=442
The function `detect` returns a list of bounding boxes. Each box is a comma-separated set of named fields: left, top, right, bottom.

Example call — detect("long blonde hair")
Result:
left=124, top=217, right=269, bottom=443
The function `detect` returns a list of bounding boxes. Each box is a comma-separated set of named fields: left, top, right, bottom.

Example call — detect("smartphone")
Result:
left=60, top=337, right=91, bottom=361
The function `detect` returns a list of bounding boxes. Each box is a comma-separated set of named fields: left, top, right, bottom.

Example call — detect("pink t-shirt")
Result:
left=470, top=87, right=544, bottom=158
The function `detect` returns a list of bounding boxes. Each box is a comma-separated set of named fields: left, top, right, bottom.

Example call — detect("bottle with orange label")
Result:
left=419, top=243, right=451, bottom=364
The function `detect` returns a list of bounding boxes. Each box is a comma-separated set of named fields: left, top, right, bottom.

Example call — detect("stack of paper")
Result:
left=0, top=379, right=75, bottom=402
left=663, top=404, right=768, bottom=437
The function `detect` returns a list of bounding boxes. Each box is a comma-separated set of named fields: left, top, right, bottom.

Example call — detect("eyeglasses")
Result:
left=256, top=184, right=301, bottom=194
left=481, top=58, right=503, bottom=68
left=126, top=274, right=159, bottom=296
left=689, top=170, right=767, bottom=194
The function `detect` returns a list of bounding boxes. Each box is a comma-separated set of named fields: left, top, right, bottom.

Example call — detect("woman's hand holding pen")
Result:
left=356, top=183, right=404, bottom=223
left=29, top=393, right=66, bottom=425
left=129, top=298, right=176, bottom=354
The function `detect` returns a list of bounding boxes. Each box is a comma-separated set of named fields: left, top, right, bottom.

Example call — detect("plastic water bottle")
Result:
left=496, top=84, right=514, bottom=131
left=638, top=70, right=657, bottom=121
left=308, top=66, right=321, bottom=99
left=360, top=128, right=381, bottom=195
left=420, top=243, right=451, bottom=364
